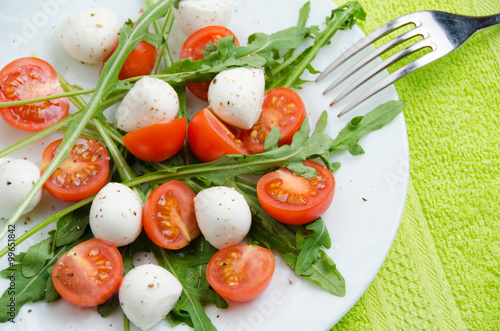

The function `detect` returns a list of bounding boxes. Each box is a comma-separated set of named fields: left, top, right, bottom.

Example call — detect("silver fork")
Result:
left=316, top=11, right=500, bottom=117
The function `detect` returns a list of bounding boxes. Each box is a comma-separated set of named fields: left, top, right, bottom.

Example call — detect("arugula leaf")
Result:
left=270, top=1, right=367, bottom=89
left=302, top=250, right=345, bottom=296
left=331, top=100, right=406, bottom=153
left=53, top=206, right=90, bottom=248
left=97, top=292, right=120, bottom=318
left=295, top=219, right=331, bottom=275
left=0, top=264, right=49, bottom=323
left=21, top=236, right=54, bottom=278
left=44, top=270, right=61, bottom=303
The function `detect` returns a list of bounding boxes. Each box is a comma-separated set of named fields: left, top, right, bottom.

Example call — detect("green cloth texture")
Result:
left=332, top=0, right=500, bottom=330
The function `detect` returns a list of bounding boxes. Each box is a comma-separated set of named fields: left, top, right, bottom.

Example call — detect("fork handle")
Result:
left=475, top=13, right=500, bottom=31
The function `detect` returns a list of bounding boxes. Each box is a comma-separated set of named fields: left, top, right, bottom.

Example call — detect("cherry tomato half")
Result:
left=122, top=117, right=187, bottom=162
left=52, top=239, right=123, bottom=307
left=187, top=108, right=248, bottom=163
left=143, top=181, right=200, bottom=250
left=0, top=57, right=69, bottom=132
left=42, top=137, right=110, bottom=202
left=104, top=40, right=157, bottom=80
left=180, top=26, right=239, bottom=101
left=256, top=160, right=335, bottom=225
left=237, top=87, right=307, bottom=154
left=206, top=244, right=276, bottom=302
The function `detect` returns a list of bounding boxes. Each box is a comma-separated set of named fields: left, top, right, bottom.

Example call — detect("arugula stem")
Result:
left=93, top=119, right=146, bottom=202
left=282, top=2, right=360, bottom=88
left=0, top=112, right=78, bottom=159
left=0, top=89, right=94, bottom=108
left=0, top=196, right=93, bottom=258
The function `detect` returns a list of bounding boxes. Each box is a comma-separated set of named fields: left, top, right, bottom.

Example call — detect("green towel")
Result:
left=332, top=0, right=500, bottom=329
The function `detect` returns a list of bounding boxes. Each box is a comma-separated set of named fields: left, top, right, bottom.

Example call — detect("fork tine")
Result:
left=316, top=12, right=421, bottom=83
left=331, top=38, right=431, bottom=106
left=336, top=49, right=445, bottom=117
left=323, top=27, right=425, bottom=94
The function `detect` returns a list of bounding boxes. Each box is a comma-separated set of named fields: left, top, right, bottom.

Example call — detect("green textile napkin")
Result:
left=332, top=0, right=500, bottom=329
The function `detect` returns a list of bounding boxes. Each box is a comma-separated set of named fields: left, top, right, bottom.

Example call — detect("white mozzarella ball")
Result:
left=115, top=76, right=179, bottom=132
left=90, top=182, right=142, bottom=247
left=119, top=264, right=182, bottom=330
left=59, top=8, right=120, bottom=64
left=0, top=159, right=42, bottom=220
left=173, top=0, right=234, bottom=36
left=194, top=186, right=251, bottom=249
left=208, top=68, right=265, bottom=129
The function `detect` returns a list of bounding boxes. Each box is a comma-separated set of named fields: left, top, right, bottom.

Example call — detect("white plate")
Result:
left=0, top=0, right=409, bottom=330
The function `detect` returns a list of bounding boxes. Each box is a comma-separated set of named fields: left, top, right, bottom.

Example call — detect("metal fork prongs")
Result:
left=316, top=10, right=500, bottom=117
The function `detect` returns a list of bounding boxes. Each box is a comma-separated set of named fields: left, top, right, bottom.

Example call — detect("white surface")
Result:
left=0, top=0, right=409, bottom=330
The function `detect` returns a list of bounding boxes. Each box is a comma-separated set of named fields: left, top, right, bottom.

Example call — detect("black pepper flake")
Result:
left=6, top=181, right=11, bottom=185
left=362, top=198, right=367, bottom=201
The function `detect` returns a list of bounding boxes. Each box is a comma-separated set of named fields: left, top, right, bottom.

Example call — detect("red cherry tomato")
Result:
left=52, top=239, right=123, bottom=307
left=122, top=118, right=187, bottom=162
left=180, top=26, right=239, bottom=101
left=237, top=87, right=307, bottom=154
left=0, top=57, right=69, bottom=132
left=42, top=137, right=110, bottom=202
left=187, top=108, right=248, bottom=163
left=206, top=244, right=276, bottom=302
left=104, top=41, right=157, bottom=80
left=143, top=181, right=200, bottom=250
left=256, top=160, right=335, bottom=225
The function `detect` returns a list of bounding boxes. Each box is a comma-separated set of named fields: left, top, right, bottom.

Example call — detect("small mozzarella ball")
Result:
left=119, top=264, right=182, bottom=330
left=208, top=68, right=265, bottom=129
left=173, top=0, right=234, bottom=36
left=115, top=76, right=179, bottom=132
left=59, top=8, right=120, bottom=64
left=0, top=159, right=42, bottom=220
left=194, top=186, right=251, bottom=249
left=90, top=182, right=142, bottom=247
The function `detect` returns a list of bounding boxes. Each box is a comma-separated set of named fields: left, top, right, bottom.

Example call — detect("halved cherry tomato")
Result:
left=104, top=40, right=157, bottom=80
left=180, top=26, right=239, bottom=101
left=0, top=57, right=69, bottom=132
left=143, top=181, right=200, bottom=250
left=42, top=137, right=110, bottom=202
left=122, top=118, right=187, bottom=162
left=188, top=108, right=248, bottom=162
left=206, top=244, right=275, bottom=302
left=256, top=160, right=335, bottom=225
left=237, top=87, right=307, bottom=154
left=52, top=239, right=123, bottom=307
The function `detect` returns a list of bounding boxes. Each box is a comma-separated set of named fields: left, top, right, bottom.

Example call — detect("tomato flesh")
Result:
left=0, top=57, right=69, bottom=132
left=207, top=244, right=275, bottom=302
left=237, top=87, right=306, bottom=154
left=257, top=160, right=335, bottom=225
left=143, top=181, right=200, bottom=250
left=52, top=239, right=123, bottom=307
left=42, top=137, right=110, bottom=202
left=180, top=26, right=239, bottom=101
left=122, top=118, right=187, bottom=162
left=188, top=108, right=248, bottom=162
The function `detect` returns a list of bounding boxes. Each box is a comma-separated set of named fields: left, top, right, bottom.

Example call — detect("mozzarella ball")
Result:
left=115, top=76, right=179, bottom=132
left=59, top=8, right=120, bottom=64
left=194, top=186, right=251, bottom=249
left=173, top=0, right=234, bottom=36
left=119, top=264, right=182, bottom=330
left=90, top=182, right=142, bottom=247
left=0, top=159, right=42, bottom=220
left=208, top=68, right=265, bottom=129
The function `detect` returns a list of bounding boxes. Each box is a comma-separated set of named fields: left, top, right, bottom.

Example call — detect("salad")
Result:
left=0, top=0, right=408, bottom=330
